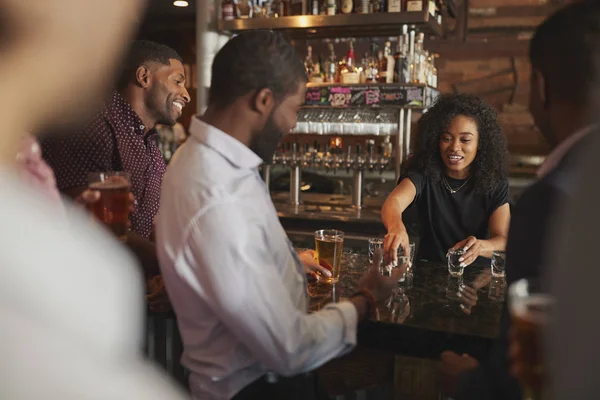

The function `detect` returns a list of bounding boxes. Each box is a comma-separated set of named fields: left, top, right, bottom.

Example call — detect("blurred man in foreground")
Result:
left=0, top=0, right=188, bottom=398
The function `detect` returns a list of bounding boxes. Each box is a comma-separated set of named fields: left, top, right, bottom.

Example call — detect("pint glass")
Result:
left=314, top=229, right=344, bottom=284
left=88, top=172, right=131, bottom=240
left=509, top=278, right=554, bottom=400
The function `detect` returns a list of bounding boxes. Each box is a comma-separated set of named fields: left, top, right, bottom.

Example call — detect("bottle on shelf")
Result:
left=408, top=27, right=416, bottom=83
left=304, top=45, right=315, bottom=76
left=383, top=41, right=395, bottom=83
left=326, top=0, right=336, bottom=15
left=365, top=42, right=379, bottom=83
left=341, top=0, right=353, bottom=14
left=310, top=56, right=325, bottom=83
left=370, top=0, right=384, bottom=13
left=413, top=32, right=426, bottom=84
left=388, top=0, right=401, bottom=12
left=377, top=49, right=386, bottom=83
left=394, top=25, right=410, bottom=83
left=222, top=0, right=235, bottom=20
left=312, top=0, right=320, bottom=15
left=235, top=0, right=254, bottom=18
left=324, top=43, right=338, bottom=83
left=359, top=0, right=370, bottom=13
left=271, top=0, right=289, bottom=17
left=341, top=41, right=360, bottom=84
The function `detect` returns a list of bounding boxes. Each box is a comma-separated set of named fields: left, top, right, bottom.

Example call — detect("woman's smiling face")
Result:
left=439, top=115, right=479, bottom=179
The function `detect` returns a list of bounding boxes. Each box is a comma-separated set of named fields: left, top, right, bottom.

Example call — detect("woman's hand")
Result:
left=297, top=250, right=332, bottom=281
left=383, top=227, right=410, bottom=265
left=451, top=236, right=482, bottom=267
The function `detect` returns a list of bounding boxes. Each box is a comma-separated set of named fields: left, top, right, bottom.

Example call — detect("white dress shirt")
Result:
left=0, top=170, right=188, bottom=399
left=156, top=117, right=358, bottom=399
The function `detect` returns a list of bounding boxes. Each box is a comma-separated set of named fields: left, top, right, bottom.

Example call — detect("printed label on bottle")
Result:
left=327, top=0, right=336, bottom=15
left=223, top=4, right=234, bottom=20
left=341, top=0, right=353, bottom=13
left=388, top=0, right=401, bottom=12
left=406, top=0, right=423, bottom=12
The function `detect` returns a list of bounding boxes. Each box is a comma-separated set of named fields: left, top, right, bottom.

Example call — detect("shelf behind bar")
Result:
left=303, top=82, right=440, bottom=109
left=218, top=11, right=442, bottom=39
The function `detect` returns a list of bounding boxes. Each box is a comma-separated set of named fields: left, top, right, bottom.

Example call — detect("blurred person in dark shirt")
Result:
left=438, top=2, right=600, bottom=399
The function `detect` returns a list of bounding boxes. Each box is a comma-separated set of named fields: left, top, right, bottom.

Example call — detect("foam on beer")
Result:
left=511, top=294, right=554, bottom=325
left=89, top=181, right=130, bottom=190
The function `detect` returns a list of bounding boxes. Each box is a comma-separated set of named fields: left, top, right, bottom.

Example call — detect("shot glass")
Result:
left=491, top=250, right=506, bottom=278
left=447, top=248, right=466, bottom=277
left=380, top=255, right=409, bottom=283
left=368, top=238, right=384, bottom=266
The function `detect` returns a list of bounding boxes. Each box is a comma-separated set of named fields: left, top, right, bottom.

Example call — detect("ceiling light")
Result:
left=173, top=0, right=189, bottom=7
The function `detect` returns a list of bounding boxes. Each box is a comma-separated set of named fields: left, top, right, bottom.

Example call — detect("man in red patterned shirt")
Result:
left=42, top=40, right=190, bottom=240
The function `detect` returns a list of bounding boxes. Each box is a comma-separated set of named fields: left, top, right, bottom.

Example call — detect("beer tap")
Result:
left=345, top=144, right=353, bottom=173
left=301, top=143, right=311, bottom=169
left=289, top=142, right=301, bottom=205
left=352, top=144, right=365, bottom=209
left=311, top=141, right=321, bottom=169
left=378, top=142, right=389, bottom=174
left=366, top=139, right=377, bottom=172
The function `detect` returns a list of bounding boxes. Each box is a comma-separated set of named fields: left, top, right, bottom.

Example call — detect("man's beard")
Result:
left=249, top=113, right=285, bottom=164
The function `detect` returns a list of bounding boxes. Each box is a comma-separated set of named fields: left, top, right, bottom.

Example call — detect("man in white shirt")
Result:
left=0, top=1, right=188, bottom=398
left=157, top=31, right=401, bottom=400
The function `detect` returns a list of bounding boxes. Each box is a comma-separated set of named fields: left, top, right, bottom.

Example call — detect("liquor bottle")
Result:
left=371, top=0, right=383, bottom=13
left=312, top=0, right=320, bottom=14
left=235, top=0, right=253, bottom=18
left=388, top=0, right=401, bottom=12
left=359, top=0, right=370, bottom=13
left=271, top=0, right=289, bottom=17
left=404, top=0, right=422, bottom=12
left=341, top=0, right=353, bottom=13
left=384, top=41, right=395, bottom=83
left=310, top=59, right=324, bottom=84
left=413, top=32, right=425, bottom=83
left=365, top=42, right=379, bottom=83
left=377, top=50, right=386, bottom=83
left=326, top=0, right=336, bottom=15
left=222, top=0, right=235, bottom=20
left=304, top=45, right=315, bottom=76
left=325, top=43, right=338, bottom=83
left=341, top=41, right=359, bottom=84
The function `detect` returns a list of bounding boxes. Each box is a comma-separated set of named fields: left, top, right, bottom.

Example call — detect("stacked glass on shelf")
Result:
left=272, top=137, right=394, bottom=174
left=304, top=26, right=438, bottom=87
left=221, top=0, right=443, bottom=22
left=293, top=108, right=399, bottom=135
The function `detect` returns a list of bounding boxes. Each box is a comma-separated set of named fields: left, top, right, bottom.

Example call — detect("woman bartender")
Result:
left=382, top=94, right=511, bottom=267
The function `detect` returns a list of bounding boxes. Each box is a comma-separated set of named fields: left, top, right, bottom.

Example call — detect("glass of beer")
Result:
left=508, top=278, right=554, bottom=400
left=88, top=172, right=131, bottom=241
left=314, top=229, right=344, bottom=284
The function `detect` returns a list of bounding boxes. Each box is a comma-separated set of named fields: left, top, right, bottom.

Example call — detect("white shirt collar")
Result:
left=189, top=116, right=263, bottom=169
left=537, top=124, right=597, bottom=178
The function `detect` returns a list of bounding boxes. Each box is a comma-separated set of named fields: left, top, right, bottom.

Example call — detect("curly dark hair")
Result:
left=404, top=93, right=509, bottom=194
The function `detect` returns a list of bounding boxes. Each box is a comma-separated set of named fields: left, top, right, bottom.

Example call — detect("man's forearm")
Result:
left=125, top=231, right=161, bottom=277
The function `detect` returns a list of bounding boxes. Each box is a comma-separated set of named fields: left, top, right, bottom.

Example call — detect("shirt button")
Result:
left=140, top=125, right=145, bottom=130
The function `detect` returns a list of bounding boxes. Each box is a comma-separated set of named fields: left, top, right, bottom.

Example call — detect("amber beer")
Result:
left=509, top=279, right=553, bottom=400
left=88, top=172, right=131, bottom=240
left=314, top=229, right=344, bottom=284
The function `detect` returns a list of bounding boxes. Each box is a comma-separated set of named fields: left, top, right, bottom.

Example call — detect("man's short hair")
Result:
left=209, top=31, right=307, bottom=109
left=530, top=1, right=600, bottom=106
left=118, top=40, right=183, bottom=90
